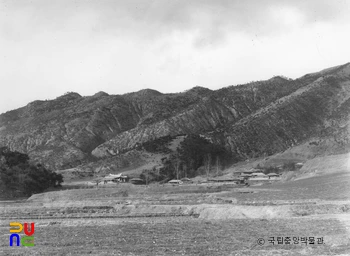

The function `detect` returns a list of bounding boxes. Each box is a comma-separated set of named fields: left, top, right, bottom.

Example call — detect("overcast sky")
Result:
left=1, top=0, right=350, bottom=114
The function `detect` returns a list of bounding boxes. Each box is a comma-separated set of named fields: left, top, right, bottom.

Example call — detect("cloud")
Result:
left=1, top=0, right=349, bottom=47
left=0, top=0, right=349, bottom=114
left=95, top=0, right=350, bottom=46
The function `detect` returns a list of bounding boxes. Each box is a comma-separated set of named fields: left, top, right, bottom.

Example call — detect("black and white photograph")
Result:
left=1, top=0, right=350, bottom=255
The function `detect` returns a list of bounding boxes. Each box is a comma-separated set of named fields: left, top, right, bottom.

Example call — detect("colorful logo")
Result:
left=9, top=222, right=35, bottom=247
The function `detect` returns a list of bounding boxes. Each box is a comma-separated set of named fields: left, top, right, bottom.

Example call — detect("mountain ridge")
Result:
left=1, top=62, right=350, bottom=172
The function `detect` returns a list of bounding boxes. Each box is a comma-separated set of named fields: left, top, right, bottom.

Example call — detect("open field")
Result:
left=1, top=217, right=349, bottom=256
left=1, top=164, right=350, bottom=255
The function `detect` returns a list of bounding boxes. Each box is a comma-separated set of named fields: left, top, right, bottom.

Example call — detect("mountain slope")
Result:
left=0, top=62, right=350, bottom=171
left=221, top=71, right=350, bottom=158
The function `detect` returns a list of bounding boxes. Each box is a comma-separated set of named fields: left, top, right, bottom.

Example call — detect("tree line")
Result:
left=0, top=147, right=63, bottom=198
left=140, top=134, right=233, bottom=183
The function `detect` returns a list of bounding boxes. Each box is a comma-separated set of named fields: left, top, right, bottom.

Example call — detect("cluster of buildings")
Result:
left=99, top=167, right=283, bottom=186
left=205, top=169, right=281, bottom=185
left=166, top=169, right=282, bottom=186
left=233, top=169, right=281, bottom=185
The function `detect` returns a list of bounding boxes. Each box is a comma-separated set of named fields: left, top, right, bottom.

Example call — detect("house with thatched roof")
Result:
left=181, top=177, right=193, bottom=184
left=240, top=173, right=252, bottom=178
left=103, top=173, right=129, bottom=183
left=251, top=172, right=268, bottom=178
left=207, top=176, right=242, bottom=184
left=251, top=168, right=264, bottom=173
left=267, top=173, right=281, bottom=180
left=130, top=178, right=144, bottom=185
left=168, top=179, right=183, bottom=185
left=267, top=173, right=279, bottom=177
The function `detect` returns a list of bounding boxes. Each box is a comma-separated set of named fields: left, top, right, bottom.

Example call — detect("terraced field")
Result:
left=221, top=169, right=350, bottom=202
left=1, top=170, right=350, bottom=255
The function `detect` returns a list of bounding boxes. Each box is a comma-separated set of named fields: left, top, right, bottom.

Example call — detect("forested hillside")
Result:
left=0, top=147, right=63, bottom=198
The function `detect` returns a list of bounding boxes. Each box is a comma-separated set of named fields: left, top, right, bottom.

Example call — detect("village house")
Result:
left=103, top=173, right=129, bottom=184
left=208, top=176, right=240, bottom=183
left=295, top=162, right=304, bottom=168
left=233, top=169, right=254, bottom=176
left=247, top=172, right=270, bottom=185
left=181, top=177, right=193, bottom=184
left=267, top=173, right=281, bottom=180
left=240, top=173, right=252, bottom=179
left=168, top=179, right=183, bottom=185
left=250, top=172, right=268, bottom=178
left=208, top=176, right=246, bottom=184
left=130, top=178, right=144, bottom=185
left=251, top=168, right=264, bottom=173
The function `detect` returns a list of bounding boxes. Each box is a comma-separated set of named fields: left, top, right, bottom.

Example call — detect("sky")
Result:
left=1, top=0, right=350, bottom=114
